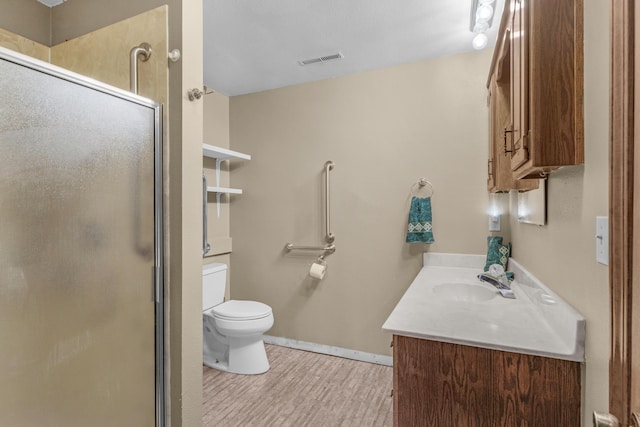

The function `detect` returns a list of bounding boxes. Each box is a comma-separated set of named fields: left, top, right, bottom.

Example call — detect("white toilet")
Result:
left=202, top=263, right=274, bottom=375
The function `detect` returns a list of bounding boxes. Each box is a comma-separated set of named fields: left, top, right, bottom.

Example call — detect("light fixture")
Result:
left=470, top=0, right=497, bottom=50
left=472, top=33, right=489, bottom=50
left=473, top=21, right=489, bottom=34
left=488, top=193, right=502, bottom=232
left=476, top=4, right=494, bottom=22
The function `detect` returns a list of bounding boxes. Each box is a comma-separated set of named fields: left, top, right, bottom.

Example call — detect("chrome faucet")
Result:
left=478, top=264, right=515, bottom=299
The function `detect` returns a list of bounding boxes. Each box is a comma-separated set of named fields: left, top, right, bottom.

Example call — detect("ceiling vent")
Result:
left=298, top=52, right=344, bottom=66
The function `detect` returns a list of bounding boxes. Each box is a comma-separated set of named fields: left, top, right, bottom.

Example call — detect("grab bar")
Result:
left=202, top=173, right=211, bottom=256
left=285, top=243, right=336, bottom=254
left=285, top=160, right=336, bottom=256
left=324, top=161, right=335, bottom=243
left=129, top=42, right=152, bottom=94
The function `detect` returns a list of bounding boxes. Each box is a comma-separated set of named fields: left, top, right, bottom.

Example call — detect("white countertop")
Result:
left=382, top=253, right=585, bottom=362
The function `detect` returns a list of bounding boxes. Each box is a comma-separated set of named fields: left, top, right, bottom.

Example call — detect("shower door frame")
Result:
left=0, top=46, right=165, bottom=427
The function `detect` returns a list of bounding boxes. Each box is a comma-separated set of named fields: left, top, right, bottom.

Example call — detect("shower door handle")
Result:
left=203, top=173, right=211, bottom=256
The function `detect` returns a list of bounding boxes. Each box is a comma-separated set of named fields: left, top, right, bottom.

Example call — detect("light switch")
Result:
left=596, top=216, right=609, bottom=265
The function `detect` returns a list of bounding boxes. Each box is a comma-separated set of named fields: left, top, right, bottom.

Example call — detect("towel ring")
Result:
left=409, top=178, right=434, bottom=198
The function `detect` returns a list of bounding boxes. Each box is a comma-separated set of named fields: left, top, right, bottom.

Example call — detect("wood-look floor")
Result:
left=203, top=344, right=393, bottom=427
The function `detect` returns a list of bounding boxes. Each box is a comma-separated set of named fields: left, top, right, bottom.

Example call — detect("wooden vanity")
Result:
left=383, top=254, right=585, bottom=427
left=392, top=335, right=581, bottom=426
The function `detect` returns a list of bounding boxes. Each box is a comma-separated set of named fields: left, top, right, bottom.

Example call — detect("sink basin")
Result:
left=432, top=282, right=497, bottom=302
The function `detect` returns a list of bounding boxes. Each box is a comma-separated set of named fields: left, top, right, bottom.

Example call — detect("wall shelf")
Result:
left=206, top=186, right=243, bottom=195
left=203, top=143, right=251, bottom=161
left=202, top=143, right=250, bottom=223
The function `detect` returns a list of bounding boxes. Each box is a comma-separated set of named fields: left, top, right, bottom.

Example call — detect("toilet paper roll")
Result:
left=309, top=262, right=327, bottom=280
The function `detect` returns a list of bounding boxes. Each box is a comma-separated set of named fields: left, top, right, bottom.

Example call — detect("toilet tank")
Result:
left=203, top=263, right=227, bottom=311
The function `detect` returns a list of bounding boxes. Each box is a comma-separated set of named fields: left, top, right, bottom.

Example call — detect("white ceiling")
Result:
left=203, top=0, right=504, bottom=96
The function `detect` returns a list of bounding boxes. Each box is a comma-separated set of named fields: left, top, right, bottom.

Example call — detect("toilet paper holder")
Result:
left=309, top=255, right=328, bottom=280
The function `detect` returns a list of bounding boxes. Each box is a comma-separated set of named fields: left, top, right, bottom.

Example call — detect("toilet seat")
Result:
left=211, top=300, right=272, bottom=321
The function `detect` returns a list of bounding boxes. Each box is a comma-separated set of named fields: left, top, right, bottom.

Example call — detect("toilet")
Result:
left=202, top=263, right=274, bottom=375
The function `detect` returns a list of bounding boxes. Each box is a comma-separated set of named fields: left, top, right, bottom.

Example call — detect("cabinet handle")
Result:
left=488, top=159, right=493, bottom=178
left=503, top=128, right=515, bottom=155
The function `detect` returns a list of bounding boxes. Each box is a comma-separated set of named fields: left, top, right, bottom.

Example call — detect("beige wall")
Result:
left=178, top=1, right=204, bottom=424
left=51, top=7, right=168, bottom=106
left=230, top=49, right=493, bottom=356
left=0, top=27, right=49, bottom=61
left=0, top=0, right=50, bottom=45
left=51, top=0, right=174, bottom=45
left=507, top=0, right=610, bottom=424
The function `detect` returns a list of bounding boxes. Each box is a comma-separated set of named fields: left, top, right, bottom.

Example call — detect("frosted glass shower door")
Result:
left=0, top=48, right=163, bottom=426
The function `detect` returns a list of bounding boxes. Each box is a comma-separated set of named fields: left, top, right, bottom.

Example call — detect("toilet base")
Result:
left=204, top=335, right=270, bottom=375
left=203, top=353, right=230, bottom=372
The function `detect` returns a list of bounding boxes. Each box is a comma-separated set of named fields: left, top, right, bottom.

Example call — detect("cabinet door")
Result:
left=511, top=0, right=529, bottom=170
left=487, top=82, right=496, bottom=191
left=489, top=51, right=539, bottom=193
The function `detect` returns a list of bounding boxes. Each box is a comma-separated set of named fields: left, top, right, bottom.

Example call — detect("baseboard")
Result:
left=263, top=335, right=393, bottom=367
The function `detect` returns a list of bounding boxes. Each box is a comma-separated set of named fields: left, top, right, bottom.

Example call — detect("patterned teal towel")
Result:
left=406, top=196, right=434, bottom=243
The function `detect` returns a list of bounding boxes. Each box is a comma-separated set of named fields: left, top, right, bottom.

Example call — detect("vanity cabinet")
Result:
left=392, top=335, right=581, bottom=427
left=487, top=0, right=583, bottom=187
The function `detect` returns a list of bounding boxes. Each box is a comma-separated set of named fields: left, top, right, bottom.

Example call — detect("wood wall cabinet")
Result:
left=392, top=335, right=581, bottom=427
left=487, top=40, right=538, bottom=192
left=487, top=0, right=583, bottom=187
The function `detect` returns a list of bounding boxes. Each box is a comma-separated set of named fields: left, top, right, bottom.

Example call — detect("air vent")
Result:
left=298, top=52, right=344, bottom=66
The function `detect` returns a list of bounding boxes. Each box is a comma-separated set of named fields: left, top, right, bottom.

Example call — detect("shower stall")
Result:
left=0, top=46, right=164, bottom=426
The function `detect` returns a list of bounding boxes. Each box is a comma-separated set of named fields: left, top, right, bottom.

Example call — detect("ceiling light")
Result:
left=469, top=0, right=497, bottom=50
left=472, top=33, right=489, bottom=50
left=476, top=4, right=494, bottom=22
left=473, top=21, right=489, bottom=34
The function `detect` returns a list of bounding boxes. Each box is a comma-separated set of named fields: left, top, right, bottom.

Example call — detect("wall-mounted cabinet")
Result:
left=487, top=0, right=583, bottom=190
left=487, top=34, right=538, bottom=192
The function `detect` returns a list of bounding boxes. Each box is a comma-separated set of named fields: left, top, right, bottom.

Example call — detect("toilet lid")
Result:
left=212, top=300, right=272, bottom=321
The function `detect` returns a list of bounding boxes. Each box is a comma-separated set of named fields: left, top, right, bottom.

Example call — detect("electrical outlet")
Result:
left=489, top=215, right=501, bottom=232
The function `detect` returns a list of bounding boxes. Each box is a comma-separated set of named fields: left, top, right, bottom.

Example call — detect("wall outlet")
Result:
left=596, top=216, right=609, bottom=265
left=489, top=215, right=501, bottom=232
